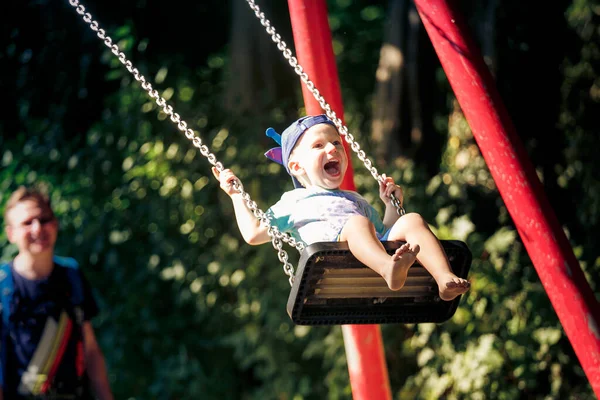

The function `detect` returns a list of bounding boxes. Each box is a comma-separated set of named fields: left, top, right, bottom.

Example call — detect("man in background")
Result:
left=1, top=186, right=113, bottom=399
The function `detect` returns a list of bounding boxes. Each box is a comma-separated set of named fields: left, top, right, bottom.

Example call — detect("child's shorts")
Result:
left=335, top=227, right=392, bottom=242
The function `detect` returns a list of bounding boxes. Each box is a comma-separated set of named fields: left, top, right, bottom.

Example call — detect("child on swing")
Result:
left=212, top=115, right=470, bottom=300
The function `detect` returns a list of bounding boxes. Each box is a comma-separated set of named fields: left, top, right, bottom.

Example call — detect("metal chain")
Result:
left=390, top=194, right=406, bottom=216
left=245, top=0, right=406, bottom=217
left=67, top=0, right=303, bottom=285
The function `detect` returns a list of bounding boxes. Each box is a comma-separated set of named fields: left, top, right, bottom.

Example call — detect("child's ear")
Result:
left=288, top=160, right=304, bottom=177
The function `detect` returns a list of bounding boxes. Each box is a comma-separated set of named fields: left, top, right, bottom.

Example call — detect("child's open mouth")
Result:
left=324, top=160, right=340, bottom=176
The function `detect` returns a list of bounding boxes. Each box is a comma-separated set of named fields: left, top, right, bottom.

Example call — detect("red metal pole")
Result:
left=286, top=0, right=355, bottom=191
left=287, top=1, right=392, bottom=399
left=414, top=0, right=600, bottom=395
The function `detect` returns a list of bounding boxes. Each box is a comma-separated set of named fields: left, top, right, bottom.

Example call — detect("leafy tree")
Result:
left=1, top=0, right=597, bottom=399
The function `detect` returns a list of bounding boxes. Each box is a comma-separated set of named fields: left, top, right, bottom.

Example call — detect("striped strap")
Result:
left=17, top=311, right=73, bottom=395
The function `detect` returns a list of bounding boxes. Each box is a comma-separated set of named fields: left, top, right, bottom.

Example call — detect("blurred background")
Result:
left=1, top=0, right=598, bottom=398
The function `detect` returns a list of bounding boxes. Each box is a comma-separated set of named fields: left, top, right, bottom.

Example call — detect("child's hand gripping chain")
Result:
left=215, top=115, right=470, bottom=298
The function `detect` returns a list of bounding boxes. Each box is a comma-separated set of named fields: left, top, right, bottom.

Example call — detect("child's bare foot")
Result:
left=437, top=274, right=470, bottom=301
left=384, top=243, right=420, bottom=290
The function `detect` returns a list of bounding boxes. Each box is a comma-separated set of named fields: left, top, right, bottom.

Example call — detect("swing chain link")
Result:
left=390, top=193, right=406, bottom=216
left=245, top=0, right=386, bottom=187
left=246, top=0, right=406, bottom=216
left=67, top=0, right=304, bottom=285
left=232, top=179, right=304, bottom=285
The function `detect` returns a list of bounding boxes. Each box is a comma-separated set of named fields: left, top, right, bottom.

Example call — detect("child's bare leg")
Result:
left=340, top=215, right=419, bottom=290
left=388, top=213, right=470, bottom=301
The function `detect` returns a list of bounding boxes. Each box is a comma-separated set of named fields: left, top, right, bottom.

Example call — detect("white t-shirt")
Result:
left=266, top=186, right=386, bottom=246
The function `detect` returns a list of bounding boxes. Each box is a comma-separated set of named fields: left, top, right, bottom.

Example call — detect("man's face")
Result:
left=5, top=199, right=58, bottom=256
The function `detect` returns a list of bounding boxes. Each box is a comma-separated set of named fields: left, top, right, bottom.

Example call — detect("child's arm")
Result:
left=379, top=175, right=404, bottom=230
left=212, top=167, right=271, bottom=245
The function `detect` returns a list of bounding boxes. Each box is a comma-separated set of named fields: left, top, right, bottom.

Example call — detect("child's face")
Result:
left=288, top=124, right=347, bottom=189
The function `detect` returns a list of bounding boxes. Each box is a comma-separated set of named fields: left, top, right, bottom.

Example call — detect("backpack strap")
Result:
left=53, top=256, right=86, bottom=392
left=53, top=256, right=85, bottom=326
left=0, top=262, right=13, bottom=387
left=0, top=262, right=13, bottom=327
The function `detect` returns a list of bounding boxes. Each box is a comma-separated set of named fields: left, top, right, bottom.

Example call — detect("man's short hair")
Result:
left=3, top=185, right=54, bottom=224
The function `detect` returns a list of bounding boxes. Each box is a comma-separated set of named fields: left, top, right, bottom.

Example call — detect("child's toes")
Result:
left=412, top=244, right=421, bottom=256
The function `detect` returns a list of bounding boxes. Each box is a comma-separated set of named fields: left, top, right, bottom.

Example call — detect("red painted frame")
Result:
left=287, top=0, right=600, bottom=397
left=287, top=1, right=392, bottom=399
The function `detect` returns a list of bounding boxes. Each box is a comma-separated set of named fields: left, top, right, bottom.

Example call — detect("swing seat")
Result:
left=287, top=240, right=472, bottom=325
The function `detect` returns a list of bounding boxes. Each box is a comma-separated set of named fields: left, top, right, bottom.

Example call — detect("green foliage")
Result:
left=1, top=0, right=598, bottom=399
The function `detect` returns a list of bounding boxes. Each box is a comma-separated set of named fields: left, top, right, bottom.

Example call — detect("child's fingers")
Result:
left=226, top=175, right=237, bottom=186
left=380, top=184, right=389, bottom=199
left=379, top=174, right=391, bottom=185
left=211, top=166, right=220, bottom=180
left=380, top=177, right=393, bottom=191
left=222, top=171, right=233, bottom=183
left=212, top=167, right=238, bottom=189
left=386, top=183, right=403, bottom=201
left=394, top=188, right=404, bottom=204
left=386, top=185, right=396, bottom=197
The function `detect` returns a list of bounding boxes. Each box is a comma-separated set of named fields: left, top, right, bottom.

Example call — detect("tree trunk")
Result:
left=225, top=0, right=257, bottom=112
left=371, top=0, right=407, bottom=165
left=406, top=5, right=422, bottom=148
left=225, top=1, right=297, bottom=116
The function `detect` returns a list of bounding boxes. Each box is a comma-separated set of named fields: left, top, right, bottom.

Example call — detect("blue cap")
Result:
left=265, top=114, right=337, bottom=188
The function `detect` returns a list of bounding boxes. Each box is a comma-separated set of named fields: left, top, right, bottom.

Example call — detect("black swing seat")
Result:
left=287, top=240, right=472, bottom=325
